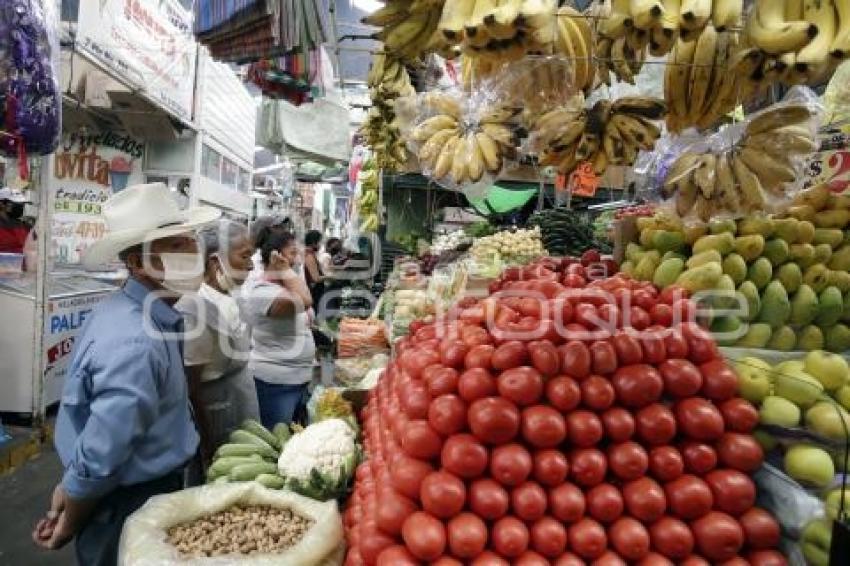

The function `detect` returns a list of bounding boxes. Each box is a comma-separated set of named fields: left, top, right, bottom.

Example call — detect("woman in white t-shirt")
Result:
left=177, top=220, right=259, bottom=461
left=238, top=228, right=316, bottom=428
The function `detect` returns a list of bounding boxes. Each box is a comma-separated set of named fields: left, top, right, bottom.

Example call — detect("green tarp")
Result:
left=466, top=184, right=539, bottom=215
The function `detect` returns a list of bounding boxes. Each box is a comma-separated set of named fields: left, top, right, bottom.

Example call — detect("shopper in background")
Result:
left=177, top=220, right=259, bottom=464
left=303, top=229, right=326, bottom=308
left=0, top=187, right=31, bottom=253
left=238, top=228, right=315, bottom=428
left=32, top=183, right=218, bottom=565
left=245, top=215, right=291, bottom=291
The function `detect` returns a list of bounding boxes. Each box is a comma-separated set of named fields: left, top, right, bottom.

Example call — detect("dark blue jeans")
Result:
left=254, top=378, right=309, bottom=429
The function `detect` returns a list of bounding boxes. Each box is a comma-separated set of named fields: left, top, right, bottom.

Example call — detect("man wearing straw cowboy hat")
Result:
left=32, top=183, right=220, bottom=565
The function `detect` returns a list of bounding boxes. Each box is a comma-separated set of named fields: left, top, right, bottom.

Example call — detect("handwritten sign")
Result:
left=570, top=162, right=600, bottom=198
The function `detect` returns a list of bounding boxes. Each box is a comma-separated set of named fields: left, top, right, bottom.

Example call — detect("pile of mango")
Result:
left=625, top=184, right=850, bottom=352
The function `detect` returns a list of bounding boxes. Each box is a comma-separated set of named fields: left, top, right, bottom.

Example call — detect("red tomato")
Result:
left=637, top=553, right=675, bottom=566
left=675, top=398, right=725, bottom=441
left=498, top=367, right=545, bottom=406
left=699, top=359, right=739, bottom=401
left=401, top=420, right=443, bottom=460
left=431, top=557, right=463, bottom=566
left=622, top=477, right=667, bottom=523
left=649, top=516, right=694, bottom=560
left=492, top=341, right=529, bottom=371
left=564, top=273, right=587, bottom=288
left=739, top=507, right=781, bottom=550
left=517, top=297, right=544, bottom=318
left=649, top=446, right=685, bottom=482
left=469, top=478, right=509, bottom=520
left=511, top=481, right=548, bottom=521
left=691, top=511, right=744, bottom=562
left=612, top=364, right=664, bottom=408
left=609, top=516, right=651, bottom=561
left=549, top=482, right=586, bottom=523
left=546, top=375, right=582, bottom=412
left=719, top=398, right=759, bottom=433
left=376, top=487, right=418, bottom=536
left=567, top=410, right=604, bottom=448
left=591, top=551, right=627, bottom=566
left=628, top=306, right=652, bottom=331
left=658, top=359, right=704, bottom=398
left=570, top=448, right=608, bottom=487
left=747, top=550, right=788, bottom=566
left=659, top=285, right=689, bottom=305
left=559, top=341, right=592, bottom=380
left=586, top=483, right=624, bottom=523
left=612, top=332, right=643, bottom=365
left=400, top=381, right=431, bottom=419
left=440, top=339, right=469, bottom=369
left=427, top=367, right=460, bottom=397
left=400, top=349, right=440, bottom=380
left=529, top=340, right=561, bottom=377
left=447, top=512, right=488, bottom=559
left=663, top=328, right=689, bottom=359
left=716, top=432, right=764, bottom=473
left=441, top=433, right=488, bottom=479
left=686, top=332, right=719, bottom=365
left=636, top=403, right=678, bottom=446
left=533, top=449, right=569, bottom=487
left=428, top=394, right=467, bottom=436
left=651, top=303, right=674, bottom=326
left=458, top=368, right=497, bottom=402
left=590, top=340, right=618, bottom=375
left=680, top=442, right=718, bottom=475
left=470, top=551, right=510, bottom=566
left=390, top=456, right=433, bottom=500
left=581, top=375, right=616, bottom=411
left=679, top=557, right=710, bottom=566
left=492, top=516, right=530, bottom=558
left=468, top=397, right=520, bottom=445
left=490, top=442, right=533, bottom=487
left=522, top=405, right=567, bottom=448
left=515, top=550, right=551, bottom=566
left=569, top=518, right=608, bottom=560
left=554, top=553, right=587, bottom=566
left=664, top=474, right=714, bottom=520
left=608, top=441, right=649, bottom=481
left=531, top=516, right=567, bottom=558
left=705, top=469, right=756, bottom=516
left=601, top=407, right=635, bottom=442
left=465, top=344, right=495, bottom=369
left=376, top=545, right=419, bottom=566
left=420, top=471, right=466, bottom=519
left=401, top=511, right=447, bottom=561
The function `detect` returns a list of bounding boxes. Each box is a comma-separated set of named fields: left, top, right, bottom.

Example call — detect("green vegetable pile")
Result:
left=529, top=208, right=607, bottom=256
left=206, top=420, right=291, bottom=489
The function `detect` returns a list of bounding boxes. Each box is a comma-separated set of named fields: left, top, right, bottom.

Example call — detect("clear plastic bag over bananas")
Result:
left=361, top=54, right=416, bottom=172
left=533, top=96, right=667, bottom=175
left=362, top=0, right=446, bottom=60
left=410, top=91, right=521, bottom=185
left=661, top=102, right=818, bottom=221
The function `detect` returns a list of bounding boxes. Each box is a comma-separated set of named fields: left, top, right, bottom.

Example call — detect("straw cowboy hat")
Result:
left=82, top=182, right=220, bottom=270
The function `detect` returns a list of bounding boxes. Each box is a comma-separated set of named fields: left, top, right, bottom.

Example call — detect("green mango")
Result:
left=653, top=258, right=685, bottom=288
left=737, top=215, right=775, bottom=237
left=813, top=228, right=844, bottom=248
left=736, top=323, right=773, bottom=348
left=661, top=250, right=686, bottom=262
left=798, top=220, right=816, bottom=244
left=828, top=243, right=850, bottom=270
left=619, top=260, right=634, bottom=276
left=676, top=262, right=723, bottom=293
left=762, top=238, right=790, bottom=266
left=734, top=235, right=766, bottom=261
left=709, top=218, right=738, bottom=234
left=827, top=269, right=850, bottom=293
left=634, top=253, right=661, bottom=282
left=711, top=316, right=743, bottom=346
left=815, top=286, right=844, bottom=327
left=692, top=232, right=735, bottom=256
left=757, top=280, right=791, bottom=329
left=773, top=218, right=800, bottom=243
left=687, top=249, right=723, bottom=269
left=789, top=284, right=819, bottom=326
left=651, top=230, right=686, bottom=253
left=625, top=242, right=645, bottom=263
left=843, top=291, right=850, bottom=323
left=825, top=323, right=850, bottom=353
left=803, top=264, right=831, bottom=293
left=805, top=402, right=850, bottom=440
left=774, top=263, right=803, bottom=293
left=791, top=243, right=817, bottom=268
left=768, top=325, right=797, bottom=351
left=814, top=243, right=833, bottom=265
left=774, top=368, right=824, bottom=408
left=722, top=253, right=747, bottom=285
left=798, top=325, right=826, bottom=351
left=737, top=281, right=761, bottom=322
left=747, top=257, right=773, bottom=290
left=713, top=274, right=737, bottom=310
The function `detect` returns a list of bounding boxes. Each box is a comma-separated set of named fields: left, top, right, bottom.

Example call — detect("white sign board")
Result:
left=76, top=0, right=197, bottom=121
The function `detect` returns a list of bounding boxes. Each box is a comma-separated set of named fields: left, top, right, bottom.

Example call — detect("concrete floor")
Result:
left=0, top=447, right=74, bottom=565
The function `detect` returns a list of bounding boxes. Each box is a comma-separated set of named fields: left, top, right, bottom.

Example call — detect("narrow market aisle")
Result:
left=0, top=446, right=74, bottom=565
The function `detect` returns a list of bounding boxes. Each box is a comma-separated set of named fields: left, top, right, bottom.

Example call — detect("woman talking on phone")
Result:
left=238, top=228, right=315, bottom=427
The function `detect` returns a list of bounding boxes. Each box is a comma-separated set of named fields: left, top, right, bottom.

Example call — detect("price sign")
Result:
left=570, top=162, right=600, bottom=198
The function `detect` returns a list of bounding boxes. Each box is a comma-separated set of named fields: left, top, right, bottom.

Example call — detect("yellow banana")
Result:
left=475, top=131, right=503, bottom=172
left=711, top=0, right=742, bottom=32
left=731, top=152, right=767, bottom=211
left=412, top=114, right=459, bottom=142
left=831, top=0, right=850, bottom=58
left=666, top=36, right=698, bottom=127
left=601, top=0, right=633, bottom=38
left=679, top=0, right=710, bottom=30
left=687, top=24, right=717, bottom=123
left=481, top=122, right=515, bottom=148
left=467, top=133, right=486, bottom=182
left=714, top=152, right=741, bottom=213
left=745, top=0, right=818, bottom=54
left=630, top=0, right=665, bottom=31
left=611, top=35, right=636, bottom=84
left=558, top=6, right=593, bottom=91
left=419, top=127, right=459, bottom=168
left=796, top=0, right=837, bottom=78
left=434, top=134, right=461, bottom=178
left=439, top=0, right=477, bottom=41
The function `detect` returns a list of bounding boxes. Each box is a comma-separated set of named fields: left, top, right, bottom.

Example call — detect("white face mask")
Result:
left=213, top=254, right=241, bottom=293
left=159, top=252, right=204, bottom=295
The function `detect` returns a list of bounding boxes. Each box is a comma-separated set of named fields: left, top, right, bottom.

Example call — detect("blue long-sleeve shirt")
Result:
left=55, top=277, right=198, bottom=499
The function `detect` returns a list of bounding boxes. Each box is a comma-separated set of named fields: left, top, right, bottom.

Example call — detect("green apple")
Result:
left=774, top=368, right=825, bottom=408
left=804, top=350, right=850, bottom=391
left=734, top=356, right=773, bottom=403
left=835, top=384, right=850, bottom=411
left=805, top=401, right=850, bottom=440
left=824, top=487, right=850, bottom=521
left=801, top=518, right=833, bottom=566
left=774, top=360, right=805, bottom=375
left=759, top=396, right=801, bottom=427
left=784, top=444, right=835, bottom=488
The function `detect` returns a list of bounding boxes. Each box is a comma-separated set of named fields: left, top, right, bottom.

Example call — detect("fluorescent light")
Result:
left=352, top=0, right=384, bottom=13
left=587, top=200, right=633, bottom=211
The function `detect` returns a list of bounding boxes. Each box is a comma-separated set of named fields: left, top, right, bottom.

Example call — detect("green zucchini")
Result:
left=272, top=422, right=292, bottom=447
left=228, top=430, right=279, bottom=459
left=240, top=419, right=281, bottom=450
left=254, top=473, right=286, bottom=489
left=229, top=462, right=279, bottom=482
left=215, top=443, right=267, bottom=459
left=207, top=455, right=263, bottom=479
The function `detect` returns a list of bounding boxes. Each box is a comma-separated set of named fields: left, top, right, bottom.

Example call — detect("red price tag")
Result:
left=570, top=162, right=600, bottom=197
left=555, top=173, right=568, bottom=192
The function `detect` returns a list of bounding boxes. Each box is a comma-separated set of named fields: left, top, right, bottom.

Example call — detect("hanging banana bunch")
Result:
left=362, top=0, right=446, bottom=60
left=410, top=92, right=521, bottom=185
left=361, top=53, right=417, bottom=171
left=661, top=102, right=818, bottom=221
left=533, top=96, right=667, bottom=175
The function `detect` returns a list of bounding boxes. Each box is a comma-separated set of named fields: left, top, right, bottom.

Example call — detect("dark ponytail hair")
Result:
left=256, top=226, right=296, bottom=267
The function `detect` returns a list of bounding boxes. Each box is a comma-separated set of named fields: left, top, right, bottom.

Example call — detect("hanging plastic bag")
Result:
left=118, top=483, right=343, bottom=566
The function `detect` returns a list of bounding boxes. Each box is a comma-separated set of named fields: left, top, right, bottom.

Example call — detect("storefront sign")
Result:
left=76, top=0, right=197, bottom=121
left=43, top=293, right=109, bottom=386
left=51, top=132, right=143, bottom=264
left=802, top=133, right=850, bottom=192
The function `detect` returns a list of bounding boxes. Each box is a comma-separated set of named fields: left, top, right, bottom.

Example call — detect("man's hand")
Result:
left=32, top=485, right=73, bottom=550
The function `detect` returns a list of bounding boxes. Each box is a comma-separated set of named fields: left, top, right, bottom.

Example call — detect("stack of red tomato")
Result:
left=344, top=260, right=786, bottom=566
